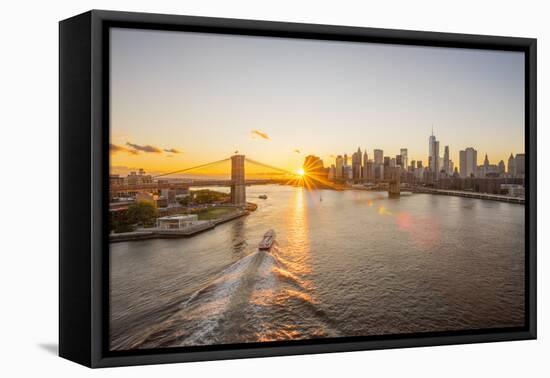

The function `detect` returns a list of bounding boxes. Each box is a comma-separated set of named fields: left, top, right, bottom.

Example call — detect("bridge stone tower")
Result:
left=388, top=167, right=401, bottom=198
left=230, top=154, right=246, bottom=206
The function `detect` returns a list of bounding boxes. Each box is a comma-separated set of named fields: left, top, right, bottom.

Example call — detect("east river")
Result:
left=110, top=185, right=525, bottom=350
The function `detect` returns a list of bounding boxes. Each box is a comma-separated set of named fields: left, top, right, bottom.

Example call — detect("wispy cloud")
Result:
left=126, top=142, right=162, bottom=153
left=110, top=143, right=139, bottom=155
left=294, top=149, right=301, bottom=154
left=164, top=148, right=181, bottom=154
left=250, top=129, right=271, bottom=140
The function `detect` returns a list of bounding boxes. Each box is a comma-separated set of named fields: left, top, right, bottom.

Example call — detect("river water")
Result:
left=110, top=185, right=525, bottom=350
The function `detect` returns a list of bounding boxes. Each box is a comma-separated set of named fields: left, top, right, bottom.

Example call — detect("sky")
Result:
left=110, top=27, right=525, bottom=177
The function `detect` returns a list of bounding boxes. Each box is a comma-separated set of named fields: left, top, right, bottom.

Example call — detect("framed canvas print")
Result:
left=59, top=10, right=537, bottom=368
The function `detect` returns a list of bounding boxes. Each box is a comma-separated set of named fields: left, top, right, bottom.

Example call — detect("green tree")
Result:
left=126, top=202, right=158, bottom=227
left=178, top=195, right=191, bottom=206
left=111, top=219, right=134, bottom=233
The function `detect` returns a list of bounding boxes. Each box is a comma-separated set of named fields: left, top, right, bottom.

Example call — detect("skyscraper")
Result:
left=362, top=150, right=369, bottom=179
left=304, top=155, right=324, bottom=174
left=508, top=153, right=515, bottom=176
left=443, top=145, right=450, bottom=174
left=498, top=160, right=506, bottom=175
left=515, top=154, right=525, bottom=177
left=428, top=129, right=440, bottom=178
left=459, top=147, right=477, bottom=177
left=352, top=147, right=362, bottom=181
left=400, top=148, right=408, bottom=171
left=374, top=149, right=383, bottom=165
left=335, top=155, right=343, bottom=178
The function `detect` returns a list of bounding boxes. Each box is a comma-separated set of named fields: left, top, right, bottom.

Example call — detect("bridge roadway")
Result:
left=110, top=178, right=281, bottom=195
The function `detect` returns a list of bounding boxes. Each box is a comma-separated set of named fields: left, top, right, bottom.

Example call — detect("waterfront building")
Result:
left=500, top=184, right=525, bottom=197
left=127, top=169, right=153, bottom=186
left=110, top=174, right=124, bottom=186
left=363, top=150, right=369, bottom=169
left=156, top=214, right=203, bottom=230
left=437, top=176, right=525, bottom=195
left=459, top=147, right=477, bottom=178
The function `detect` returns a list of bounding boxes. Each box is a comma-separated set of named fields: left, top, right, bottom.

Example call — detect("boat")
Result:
left=259, top=194, right=268, bottom=199
left=258, top=229, right=276, bottom=250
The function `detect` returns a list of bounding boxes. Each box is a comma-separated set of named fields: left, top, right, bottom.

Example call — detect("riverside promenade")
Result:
left=413, top=187, right=525, bottom=204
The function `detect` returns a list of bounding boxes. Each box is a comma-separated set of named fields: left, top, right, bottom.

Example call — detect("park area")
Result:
left=197, top=206, right=238, bottom=220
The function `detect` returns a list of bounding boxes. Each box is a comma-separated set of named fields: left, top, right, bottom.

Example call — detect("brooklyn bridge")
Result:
left=110, top=154, right=300, bottom=205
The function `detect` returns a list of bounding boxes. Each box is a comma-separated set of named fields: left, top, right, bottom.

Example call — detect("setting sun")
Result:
left=296, top=168, right=305, bottom=176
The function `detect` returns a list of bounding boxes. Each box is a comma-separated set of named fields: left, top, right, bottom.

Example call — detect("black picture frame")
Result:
left=59, top=9, right=537, bottom=368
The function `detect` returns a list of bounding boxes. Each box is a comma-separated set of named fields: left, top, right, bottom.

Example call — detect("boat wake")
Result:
left=116, top=242, right=338, bottom=350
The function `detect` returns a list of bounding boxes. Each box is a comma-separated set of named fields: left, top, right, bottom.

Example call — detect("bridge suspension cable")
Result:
left=152, top=158, right=230, bottom=179
left=244, top=158, right=297, bottom=176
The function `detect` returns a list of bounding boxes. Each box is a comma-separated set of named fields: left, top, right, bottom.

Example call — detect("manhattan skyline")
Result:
left=110, top=28, right=525, bottom=176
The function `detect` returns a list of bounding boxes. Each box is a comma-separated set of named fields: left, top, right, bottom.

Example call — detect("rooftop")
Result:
left=157, top=214, right=198, bottom=221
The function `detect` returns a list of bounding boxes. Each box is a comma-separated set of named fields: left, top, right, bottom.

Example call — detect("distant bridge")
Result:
left=413, top=186, right=525, bottom=204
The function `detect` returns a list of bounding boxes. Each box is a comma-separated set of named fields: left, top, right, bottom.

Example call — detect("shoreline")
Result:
left=110, top=208, right=250, bottom=243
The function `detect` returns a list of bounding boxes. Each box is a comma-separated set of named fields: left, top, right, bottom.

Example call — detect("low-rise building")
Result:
left=501, top=184, right=525, bottom=198
left=136, top=192, right=168, bottom=208
left=156, top=214, right=202, bottom=230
